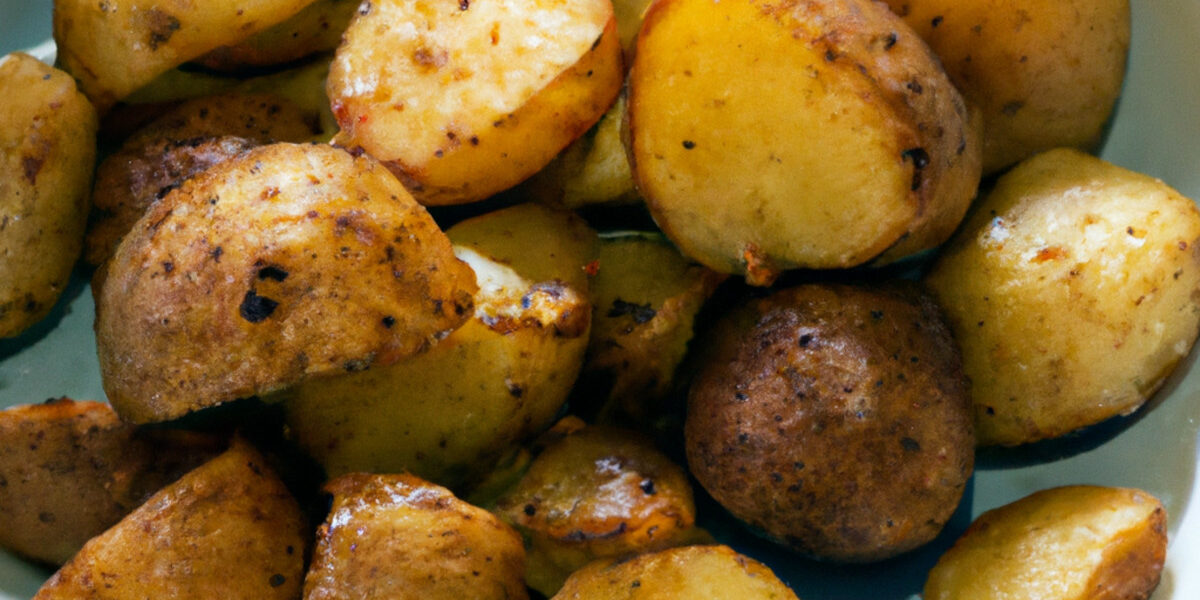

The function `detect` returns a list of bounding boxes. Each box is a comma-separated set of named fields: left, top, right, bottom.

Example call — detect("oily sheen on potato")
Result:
left=628, top=0, right=980, bottom=283
left=95, top=143, right=477, bottom=424
left=328, top=0, right=622, bottom=205
left=926, top=148, right=1200, bottom=446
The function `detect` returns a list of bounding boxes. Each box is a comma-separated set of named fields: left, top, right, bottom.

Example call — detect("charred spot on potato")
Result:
left=144, top=10, right=182, bottom=51
left=381, top=315, right=395, bottom=328
left=239, top=290, right=279, bottom=323
left=256, top=265, right=289, bottom=282
left=609, top=298, right=656, bottom=324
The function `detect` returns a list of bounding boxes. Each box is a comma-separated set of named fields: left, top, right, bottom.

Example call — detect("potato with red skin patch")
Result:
left=96, top=142, right=477, bottom=424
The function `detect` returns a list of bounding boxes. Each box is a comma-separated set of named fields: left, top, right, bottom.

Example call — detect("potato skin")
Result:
left=96, top=143, right=477, bottom=424
left=192, top=0, right=355, bottom=72
left=925, top=486, right=1166, bottom=600
left=0, top=53, right=97, bottom=338
left=629, top=0, right=979, bottom=281
left=304, top=473, right=528, bottom=600
left=551, top=544, right=799, bottom=600
left=0, top=399, right=223, bottom=565
left=925, top=148, right=1200, bottom=446
left=686, top=282, right=973, bottom=562
left=883, top=0, right=1130, bottom=174
left=34, top=438, right=308, bottom=600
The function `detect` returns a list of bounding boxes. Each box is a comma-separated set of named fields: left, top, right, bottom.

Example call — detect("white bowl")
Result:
left=1, top=1, right=1197, bottom=598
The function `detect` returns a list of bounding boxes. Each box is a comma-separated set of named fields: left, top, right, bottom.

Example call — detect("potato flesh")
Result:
left=329, top=0, right=621, bottom=204
left=926, top=148, right=1200, bottom=445
left=0, top=53, right=97, bottom=338
left=924, top=486, right=1166, bottom=600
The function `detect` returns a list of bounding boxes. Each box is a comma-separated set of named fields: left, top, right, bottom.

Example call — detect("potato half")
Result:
left=304, top=473, right=528, bottom=600
left=0, top=53, right=97, bottom=338
left=629, top=0, right=980, bottom=283
left=883, top=0, right=1130, bottom=174
left=328, top=0, right=623, bottom=205
left=925, top=148, right=1200, bottom=446
left=96, top=143, right=477, bottom=424
left=925, top=486, right=1166, bottom=600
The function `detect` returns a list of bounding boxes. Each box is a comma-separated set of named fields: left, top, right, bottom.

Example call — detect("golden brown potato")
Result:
left=53, top=0, right=321, bottom=110
left=925, top=486, right=1166, bottom=600
left=686, top=282, right=973, bottom=562
left=304, top=473, right=528, bottom=600
left=0, top=399, right=224, bottom=566
left=34, top=438, right=308, bottom=600
left=494, top=424, right=701, bottom=596
left=629, top=0, right=980, bottom=283
left=0, top=53, right=97, bottom=338
left=86, top=93, right=320, bottom=266
left=883, top=0, right=1130, bottom=174
left=578, top=233, right=726, bottom=422
left=192, top=0, right=355, bottom=72
left=327, top=0, right=623, bottom=205
left=552, top=544, right=799, bottom=600
left=284, top=204, right=595, bottom=488
left=925, top=149, right=1200, bottom=446
left=96, top=143, right=477, bottom=424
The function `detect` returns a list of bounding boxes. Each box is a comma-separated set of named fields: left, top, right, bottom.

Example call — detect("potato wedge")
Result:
left=494, top=424, right=700, bottom=596
left=629, top=0, right=980, bottom=282
left=328, top=0, right=623, bottom=205
left=53, top=0, right=320, bottom=110
left=192, top=0, right=355, bottom=72
left=883, top=0, right=1130, bottom=174
left=284, top=204, right=595, bottom=487
left=0, top=53, right=97, bottom=338
left=925, top=486, right=1166, bottom=600
left=925, top=149, right=1200, bottom=446
left=0, top=399, right=224, bottom=566
left=551, top=544, right=799, bottom=600
left=96, top=143, right=477, bottom=424
left=304, top=473, right=527, bottom=600
left=34, top=438, right=308, bottom=600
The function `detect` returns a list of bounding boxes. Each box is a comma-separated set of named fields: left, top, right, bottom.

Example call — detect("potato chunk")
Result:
left=304, top=473, right=528, bottom=600
left=0, top=53, right=97, bottom=338
left=34, top=438, right=308, bottom=600
left=0, top=399, right=223, bottom=565
left=551, top=545, right=799, bottom=600
left=925, top=486, right=1166, bottom=600
left=925, top=149, right=1200, bottom=446
left=629, top=0, right=980, bottom=282
left=192, top=0, right=355, bottom=72
left=96, top=143, right=477, bottom=424
left=328, top=0, right=623, bottom=205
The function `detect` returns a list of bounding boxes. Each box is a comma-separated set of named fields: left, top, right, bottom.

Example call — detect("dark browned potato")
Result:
left=925, top=486, right=1167, bottom=600
left=304, top=473, right=528, bottom=600
left=686, top=282, right=973, bottom=562
left=551, top=544, right=799, bottom=600
left=493, top=423, right=702, bottom=596
left=0, top=399, right=224, bottom=565
left=96, top=143, right=477, bottom=424
left=0, top=53, right=97, bottom=338
left=33, top=438, right=308, bottom=600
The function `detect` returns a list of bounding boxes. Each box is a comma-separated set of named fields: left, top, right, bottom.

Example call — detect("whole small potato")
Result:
left=686, top=282, right=973, bottom=562
left=926, top=148, right=1200, bottom=446
left=925, top=486, right=1167, bottom=600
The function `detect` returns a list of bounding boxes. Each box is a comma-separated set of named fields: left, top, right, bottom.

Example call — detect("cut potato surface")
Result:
left=96, top=143, right=477, bottom=424
left=329, top=0, right=622, bottom=204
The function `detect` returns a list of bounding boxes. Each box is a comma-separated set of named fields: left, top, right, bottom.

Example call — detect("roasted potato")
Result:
left=883, top=0, right=1130, bottom=174
left=284, top=203, right=595, bottom=487
left=34, top=438, right=308, bottom=600
left=0, top=399, right=224, bottom=565
left=53, top=0, right=321, bottom=110
left=686, top=282, right=973, bottom=562
left=0, top=53, right=97, bottom=338
left=327, top=0, right=623, bottom=205
left=304, top=473, right=528, bottom=600
left=925, top=486, right=1166, bottom=600
left=191, top=0, right=355, bottom=72
left=96, top=143, right=477, bottom=424
left=551, top=544, right=799, bottom=600
left=494, top=423, right=702, bottom=595
left=925, top=148, right=1200, bottom=446
left=628, top=0, right=980, bottom=283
